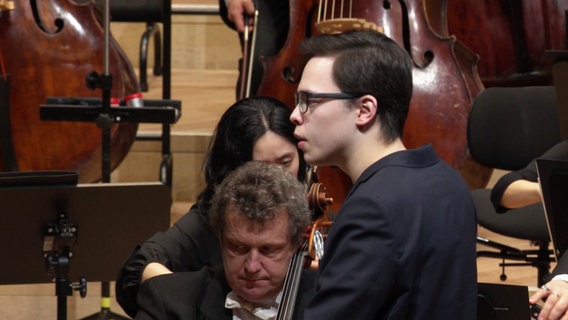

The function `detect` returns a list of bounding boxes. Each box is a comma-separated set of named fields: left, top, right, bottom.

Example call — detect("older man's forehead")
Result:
left=223, top=207, right=290, bottom=239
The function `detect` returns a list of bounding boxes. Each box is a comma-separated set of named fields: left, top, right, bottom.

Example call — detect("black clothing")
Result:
left=116, top=204, right=222, bottom=317
left=135, top=266, right=316, bottom=320
left=304, top=145, right=478, bottom=319
left=491, top=140, right=568, bottom=213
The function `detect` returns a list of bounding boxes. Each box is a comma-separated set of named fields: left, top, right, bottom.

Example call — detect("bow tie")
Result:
left=225, top=291, right=279, bottom=320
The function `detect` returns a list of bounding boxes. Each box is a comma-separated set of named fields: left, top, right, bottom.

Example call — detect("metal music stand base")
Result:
left=80, top=283, right=129, bottom=320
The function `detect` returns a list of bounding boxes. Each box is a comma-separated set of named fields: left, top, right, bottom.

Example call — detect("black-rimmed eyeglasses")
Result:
left=295, top=91, right=361, bottom=113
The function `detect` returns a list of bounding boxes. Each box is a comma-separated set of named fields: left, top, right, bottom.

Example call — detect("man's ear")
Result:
left=355, top=95, right=378, bottom=126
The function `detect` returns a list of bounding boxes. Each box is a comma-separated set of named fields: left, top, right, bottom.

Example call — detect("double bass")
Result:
left=254, top=0, right=492, bottom=212
left=437, top=0, right=568, bottom=87
left=0, top=0, right=139, bottom=182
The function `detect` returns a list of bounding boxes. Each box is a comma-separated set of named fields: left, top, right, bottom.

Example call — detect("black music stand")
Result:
left=477, top=283, right=531, bottom=320
left=0, top=181, right=171, bottom=319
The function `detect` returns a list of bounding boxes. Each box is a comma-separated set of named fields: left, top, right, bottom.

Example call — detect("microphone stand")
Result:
left=39, top=0, right=180, bottom=318
left=82, top=3, right=127, bottom=318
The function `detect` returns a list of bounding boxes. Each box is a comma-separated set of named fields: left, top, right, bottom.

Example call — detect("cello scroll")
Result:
left=306, top=180, right=333, bottom=263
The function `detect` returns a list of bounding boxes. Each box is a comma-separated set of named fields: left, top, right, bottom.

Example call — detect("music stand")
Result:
left=477, top=283, right=531, bottom=320
left=0, top=181, right=171, bottom=319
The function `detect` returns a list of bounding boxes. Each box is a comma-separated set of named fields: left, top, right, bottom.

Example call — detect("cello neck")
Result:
left=276, top=240, right=308, bottom=320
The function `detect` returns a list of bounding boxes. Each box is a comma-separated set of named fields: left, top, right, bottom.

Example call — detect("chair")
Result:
left=468, top=86, right=561, bottom=286
left=95, top=0, right=172, bottom=97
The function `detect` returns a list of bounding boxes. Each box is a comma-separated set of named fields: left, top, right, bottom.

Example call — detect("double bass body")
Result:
left=438, top=0, right=568, bottom=87
left=0, top=0, right=138, bottom=182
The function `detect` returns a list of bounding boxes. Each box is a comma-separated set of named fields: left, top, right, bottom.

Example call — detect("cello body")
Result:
left=0, top=0, right=138, bottom=182
left=255, top=0, right=491, bottom=213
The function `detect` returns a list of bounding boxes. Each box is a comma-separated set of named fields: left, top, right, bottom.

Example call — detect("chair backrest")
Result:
left=94, top=0, right=172, bottom=99
left=95, top=0, right=166, bottom=22
left=468, top=86, right=562, bottom=171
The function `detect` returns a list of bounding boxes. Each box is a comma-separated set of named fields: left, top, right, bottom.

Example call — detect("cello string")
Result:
left=277, top=248, right=296, bottom=319
left=276, top=239, right=308, bottom=320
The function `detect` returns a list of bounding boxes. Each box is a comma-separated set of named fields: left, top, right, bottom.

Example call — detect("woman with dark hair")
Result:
left=115, top=96, right=308, bottom=317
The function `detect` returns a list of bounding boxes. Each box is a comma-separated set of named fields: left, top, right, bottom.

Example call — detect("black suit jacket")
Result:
left=304, top=145, right=478, bottom=319
left=135, top=266, right=316, bottom=320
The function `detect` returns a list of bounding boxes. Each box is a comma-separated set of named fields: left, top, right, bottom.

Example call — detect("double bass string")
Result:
left=318, top=0, right=354, bottom=21
left=0, top=51, right=6, bottom=80
left=315, top=1, right=382, bottom=35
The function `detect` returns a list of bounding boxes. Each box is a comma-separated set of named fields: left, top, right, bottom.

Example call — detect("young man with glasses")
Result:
left=290, top=30, right=478, bottom=319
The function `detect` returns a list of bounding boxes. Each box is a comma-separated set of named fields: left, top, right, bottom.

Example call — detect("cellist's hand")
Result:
left=227, top=0, right=256, bottom=33
left=530, top=279, right=568, bottom=319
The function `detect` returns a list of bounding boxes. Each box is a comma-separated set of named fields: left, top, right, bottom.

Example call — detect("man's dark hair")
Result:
left=301, top=30, right=413, bottom=142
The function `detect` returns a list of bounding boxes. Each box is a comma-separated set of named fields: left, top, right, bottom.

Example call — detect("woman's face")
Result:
left=252, top=131, right=300, bottom=177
